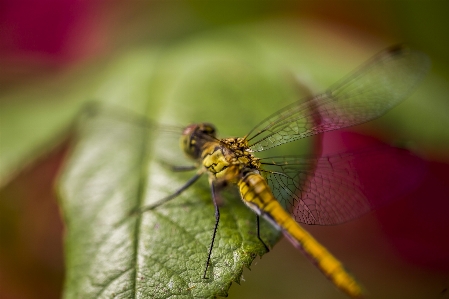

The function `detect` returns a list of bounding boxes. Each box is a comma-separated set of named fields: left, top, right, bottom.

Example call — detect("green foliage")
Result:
left=2, top=21, right=449, bottom=299
left=58, top=109, right=279, bottom=298
left=57, top=39, right=295, bottom=298
left=0, top=91, right=82, bottom=187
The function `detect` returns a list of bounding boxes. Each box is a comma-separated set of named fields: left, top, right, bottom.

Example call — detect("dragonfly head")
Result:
left=181, top=123, right=217, bottom=160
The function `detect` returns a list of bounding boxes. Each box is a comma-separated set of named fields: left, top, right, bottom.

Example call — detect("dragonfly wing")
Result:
left=247, top=45, right=430, bottom=152
left=260, top=145, right=426, bottom=225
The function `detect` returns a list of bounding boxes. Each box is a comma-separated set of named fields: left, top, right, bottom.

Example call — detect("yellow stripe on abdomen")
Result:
left=238, top=172, right=363, bottom=298
left=282, top=214, right=363, bottom=298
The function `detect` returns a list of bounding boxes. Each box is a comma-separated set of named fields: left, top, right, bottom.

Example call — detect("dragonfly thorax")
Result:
left=200, top=137, right=261, bottom=182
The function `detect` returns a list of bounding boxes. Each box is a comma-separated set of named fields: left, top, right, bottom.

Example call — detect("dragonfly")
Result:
left=131, top=45, right=430, bottom=298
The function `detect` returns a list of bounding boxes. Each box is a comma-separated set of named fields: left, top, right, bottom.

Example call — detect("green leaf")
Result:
left=0, top=60, right=119, bottom=188
left=0, top=96, right=82, bottom=187
left=57, top=23, right=449, bottom=299
left=57, top=41, right=297, bottom=298
left=59, top=114, right=279, bottom=298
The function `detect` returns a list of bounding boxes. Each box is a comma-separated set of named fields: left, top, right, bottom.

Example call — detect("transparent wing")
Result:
left=260, top=145, right=426, bottom=225
left=246, top=45, right=430, bottom=152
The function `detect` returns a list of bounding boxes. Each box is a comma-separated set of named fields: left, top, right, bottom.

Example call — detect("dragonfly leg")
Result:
left=256, top=215, right=270, bottom=252
left=203, top=181, right=220, bottom=279
left=165, top=163, right=198, bottom=172
left=170, top=165, right=198, bottom=172
left=131, top=170, right=204, bottom=215
left=159, top=159, right=198, bottom=172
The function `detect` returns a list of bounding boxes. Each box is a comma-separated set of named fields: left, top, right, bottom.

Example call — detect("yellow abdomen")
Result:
left=238, top=172, right=363, bottom=298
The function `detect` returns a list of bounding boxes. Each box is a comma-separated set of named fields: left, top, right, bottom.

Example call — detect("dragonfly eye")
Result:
left=180, top=125, right=197, bottom=159
left=198, top=123, right=216, bottom=138
left=180, top=123, right=216, bottom=160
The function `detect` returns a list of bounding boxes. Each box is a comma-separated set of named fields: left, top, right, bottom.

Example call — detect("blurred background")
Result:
left=1, top=1, right=448, bottom=299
